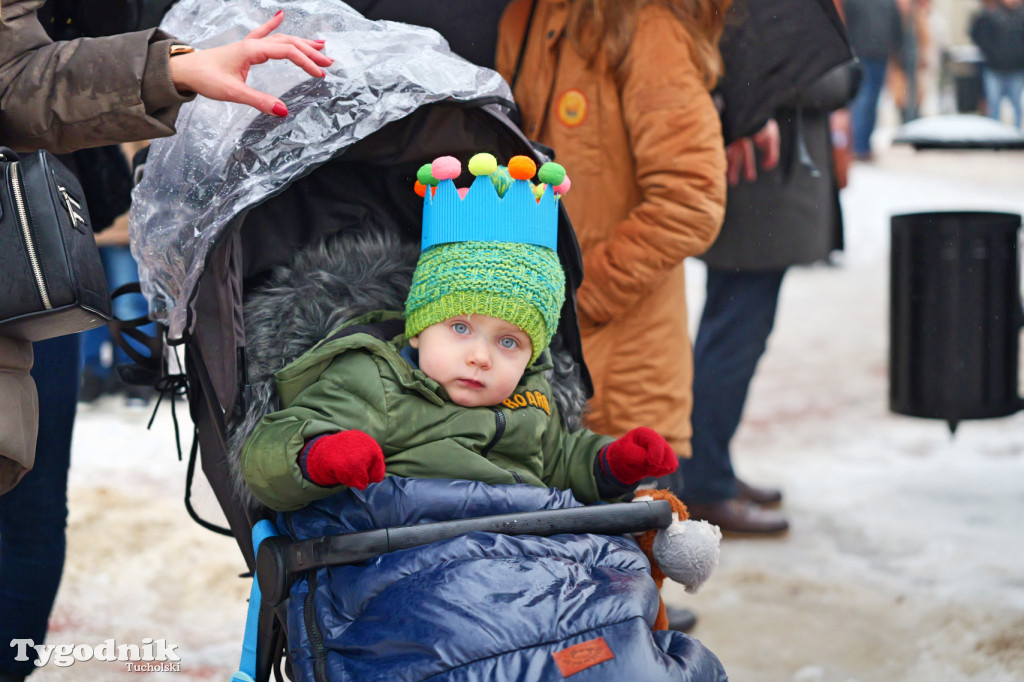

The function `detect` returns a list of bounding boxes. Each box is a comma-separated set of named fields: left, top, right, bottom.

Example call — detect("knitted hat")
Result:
left=405, top=153, right=571, bottom=365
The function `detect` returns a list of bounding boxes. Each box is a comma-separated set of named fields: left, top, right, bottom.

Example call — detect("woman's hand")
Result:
left=167, top=11, right=332, bottom=117
left=725, top=118, right=780, bottom=186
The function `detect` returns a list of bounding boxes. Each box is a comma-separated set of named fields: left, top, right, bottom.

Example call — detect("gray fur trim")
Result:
left=227, top=229, right=590, bottom=511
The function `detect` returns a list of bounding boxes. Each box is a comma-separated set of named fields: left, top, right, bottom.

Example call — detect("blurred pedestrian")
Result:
left=844, top=0, right=903, bottom=158
left=888, top=0, right=932, bottom=122
left=659, top=61, right=859, bottom=534
left=970, top=0, right=1024, bottom=129
left=0, top=3, right=330, bottom=678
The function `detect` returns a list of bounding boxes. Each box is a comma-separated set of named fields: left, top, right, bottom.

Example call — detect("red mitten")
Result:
left=602, top=427, right=678, bottom=485
left=301, top=430, right=385, bottom=489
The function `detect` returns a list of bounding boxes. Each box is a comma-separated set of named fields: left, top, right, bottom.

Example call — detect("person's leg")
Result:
left=1005, top=71, right=1024, bottom=130
left=850, top=58, right=887, bottom=157
left=982, top=69, right=1004, bottom=122
left=0, top=335, right=79, bottom=678
left=677, top=268, right=786, bottom=504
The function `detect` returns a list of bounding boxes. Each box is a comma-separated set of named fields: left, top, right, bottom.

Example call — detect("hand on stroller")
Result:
left=300, top=430, right=385, bottom=489
left=601, top=427, right=678, bottom=485
left=167, top=11, right=333, bottom=117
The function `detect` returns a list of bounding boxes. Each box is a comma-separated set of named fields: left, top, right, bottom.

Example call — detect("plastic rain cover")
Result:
left=130, top=0, right=512, bottom=341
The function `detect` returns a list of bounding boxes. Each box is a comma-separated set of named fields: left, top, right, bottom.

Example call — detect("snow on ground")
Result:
left=28, top=143, right=1024, bottom=681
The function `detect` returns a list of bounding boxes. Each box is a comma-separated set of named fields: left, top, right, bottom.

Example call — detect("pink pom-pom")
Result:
left=457, top=187, right=470, bottom=199
left=553, top=176, right=571, bottom=195
left=431, top=156, right=461, bottom=181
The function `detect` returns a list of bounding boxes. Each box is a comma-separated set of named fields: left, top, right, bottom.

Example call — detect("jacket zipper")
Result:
left=10, top=162, right=52, bottom=309
left=481, top=408, right=506, bottom=457
left=482, top=409, right=523, bottom=483
left=304, top=568, right=329, bottom=682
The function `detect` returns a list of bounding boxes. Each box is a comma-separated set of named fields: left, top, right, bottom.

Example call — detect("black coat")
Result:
left=844, top=0, right=903, bottom=62
left=970, top=6, right=1024, bottom=72
left=343, top=0, right=514, bottom=68
left=701, top=63, right=858, bottom=272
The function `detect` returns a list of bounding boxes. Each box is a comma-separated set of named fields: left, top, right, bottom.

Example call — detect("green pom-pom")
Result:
left=417, top=163, right=438, bottom=186
left=537, top=162, right=566, bottom=186
left=468, top=153, right=498, bottom=177
left=490, top=166, right=513, bottom=198
left=532, top=183, right=547, bottom=200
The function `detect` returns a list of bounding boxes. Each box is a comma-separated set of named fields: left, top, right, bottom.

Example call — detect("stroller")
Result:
left=130, top=2, right=726, bottom=680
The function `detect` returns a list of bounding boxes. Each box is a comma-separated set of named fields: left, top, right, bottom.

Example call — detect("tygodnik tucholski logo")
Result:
left=10, top=638, right=182, bottom=672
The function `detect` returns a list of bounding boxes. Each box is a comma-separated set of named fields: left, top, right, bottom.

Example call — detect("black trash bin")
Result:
left=946, top=45, right=985, bottom=114
left=890, top=211, right=1023, bottom=432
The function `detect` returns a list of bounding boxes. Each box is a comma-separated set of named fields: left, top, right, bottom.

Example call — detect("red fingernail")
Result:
left=314, top=39, right=326, bottom=45
left=275, top=9, right=283, bottom=17
left=272, top=103, right=288, bottom=117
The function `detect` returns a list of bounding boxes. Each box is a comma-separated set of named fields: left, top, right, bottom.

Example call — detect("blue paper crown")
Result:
left=417, top=154, right=570, bottom=252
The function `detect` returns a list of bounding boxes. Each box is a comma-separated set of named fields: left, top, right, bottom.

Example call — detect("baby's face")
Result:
left=410, top=314, right=532, bottom=407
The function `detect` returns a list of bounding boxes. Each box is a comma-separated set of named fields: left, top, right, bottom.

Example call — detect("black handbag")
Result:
left=0, top=147, right=112, bottom=341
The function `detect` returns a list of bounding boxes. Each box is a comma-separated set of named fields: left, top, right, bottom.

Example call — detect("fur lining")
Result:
left=227, top=229, right=590, bottom=511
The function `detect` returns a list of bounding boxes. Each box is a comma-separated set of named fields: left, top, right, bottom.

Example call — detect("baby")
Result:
left=241, top=153, right=678, bottom=511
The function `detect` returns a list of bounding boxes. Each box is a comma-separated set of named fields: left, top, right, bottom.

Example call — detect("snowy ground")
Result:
left=27, top=141, right=1024, bottom=681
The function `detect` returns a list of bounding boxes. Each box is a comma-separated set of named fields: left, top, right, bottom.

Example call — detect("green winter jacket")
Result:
left=242, top=312, right=614, bottom=511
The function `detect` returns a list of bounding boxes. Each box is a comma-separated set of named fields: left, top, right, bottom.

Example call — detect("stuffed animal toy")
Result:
left=633, top=489, right=722, bottom=630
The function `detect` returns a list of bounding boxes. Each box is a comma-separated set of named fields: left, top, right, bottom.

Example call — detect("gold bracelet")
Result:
left=168, top=43, right=196, bottom=58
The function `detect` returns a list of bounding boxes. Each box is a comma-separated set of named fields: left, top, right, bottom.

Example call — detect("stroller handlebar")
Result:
left=256, top=499, right=673, bottom=606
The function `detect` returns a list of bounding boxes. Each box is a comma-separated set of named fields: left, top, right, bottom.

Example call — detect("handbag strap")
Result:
left=108, top=282, right=165, bottom=380
left=0, top=147, right=21, bottom=162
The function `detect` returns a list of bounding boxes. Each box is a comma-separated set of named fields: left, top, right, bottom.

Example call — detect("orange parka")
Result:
left=497, top=0, right=726, bottom=456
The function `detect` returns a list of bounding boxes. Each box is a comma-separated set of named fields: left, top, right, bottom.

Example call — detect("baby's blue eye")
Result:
left=499, top=337, right=518, bottom=349
left=452, top=322, right=470, bottom=335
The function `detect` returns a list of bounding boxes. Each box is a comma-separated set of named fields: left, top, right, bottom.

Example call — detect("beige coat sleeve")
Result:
left=0, top=0, right=193, bottom=153
left=0, top=336, right=37, bottom=493
left=575, top=12, right=727, bottom=325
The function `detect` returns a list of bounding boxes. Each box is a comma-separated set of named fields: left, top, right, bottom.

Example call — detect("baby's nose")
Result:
left=468, top=341, right=491, bottom=367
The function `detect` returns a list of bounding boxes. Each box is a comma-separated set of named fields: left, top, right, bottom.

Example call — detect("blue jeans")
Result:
left=850, top=57, right=888, bottom=156
left=983, top=68, right=1024, bottom=130
left=0, top=335, right=80, bottom=676
left=80, top=245, right=153, bottom=377
left=659, top=268, right=785, bottom=504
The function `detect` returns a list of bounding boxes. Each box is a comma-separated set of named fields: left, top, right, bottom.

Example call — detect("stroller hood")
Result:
left=130, top=0, right=512, bottom=342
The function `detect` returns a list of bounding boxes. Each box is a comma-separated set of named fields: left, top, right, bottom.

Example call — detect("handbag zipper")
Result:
left=10, top=162, right=52, bottom=309
left=57, top=184, right=86, bottom=228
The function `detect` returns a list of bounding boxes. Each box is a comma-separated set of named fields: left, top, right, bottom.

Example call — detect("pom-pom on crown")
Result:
left=416, top=152, right=570, bottom=252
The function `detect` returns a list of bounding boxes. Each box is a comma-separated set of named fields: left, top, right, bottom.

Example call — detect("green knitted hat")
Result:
left=405, top=241, right=566, bottom=365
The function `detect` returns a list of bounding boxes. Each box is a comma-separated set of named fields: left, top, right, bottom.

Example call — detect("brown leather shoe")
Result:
left=735, top=477, right=783, bottom=506
left=686, top=498, right=789, bottom=535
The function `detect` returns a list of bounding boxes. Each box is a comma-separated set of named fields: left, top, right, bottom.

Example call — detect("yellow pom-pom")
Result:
left=468, top=153, right=498, bottom=176
left=508, top=155, right=537, bottom=180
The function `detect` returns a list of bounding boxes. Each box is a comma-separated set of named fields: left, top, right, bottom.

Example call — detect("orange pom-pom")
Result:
left=507, top=155, right=537, bottom=180
left=414, top=180, right=427, bottom=197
